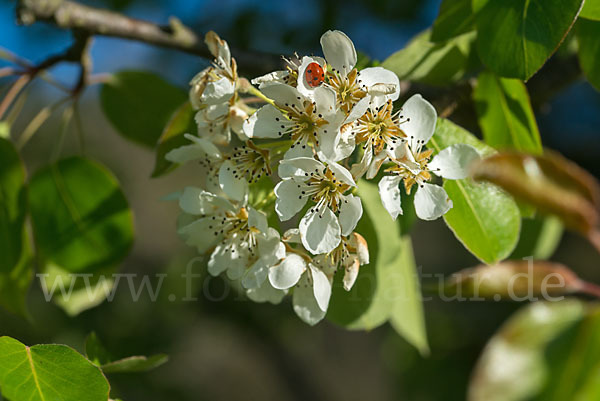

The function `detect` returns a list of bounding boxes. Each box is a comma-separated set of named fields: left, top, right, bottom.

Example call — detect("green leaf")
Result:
left=29, top=157, right=134, bottom=273
left=0, top=121, right=10, bottom=139
left=473, top=71, right=542, bottom=154
left=382, top=30, right=476, bottom=86
left=0, top=230, right=32, bottom=317
left=469, top=300, right=600, bottom=401
left=430, top=119, right=521, bottom=264
left=85, top=332, right=112, bottom=366
left=41, top=264, right=117, bottom=316
left=152, top=101, right=196, bottom=178
left=0, top=138, right=32, bottom=316
left=471, top=151, right=600, bottom=237
left=580, top=0, right=600, bottom=20
left=510, top=216, right=563, bottom=260
left=100, top=70, right=187, bottom=147
left=101, top=354, right=168, bottom=373
left=577, top=18, right=600, bottom=91
left=0, top=336, right=110, bottom=401
left=473, top=0, right=584, bottom=80
left=327, top=181, right=428, bottom=354
left=84, top=332, right=168, bottom=373
left=431, top=0, right=475, bottom=42
left=534, top=307, right=600, bottom=401
left=388, top=236, right=429, bottom=355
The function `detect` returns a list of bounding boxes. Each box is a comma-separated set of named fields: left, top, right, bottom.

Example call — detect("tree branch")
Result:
left=16, top=0, right=284, bottom=74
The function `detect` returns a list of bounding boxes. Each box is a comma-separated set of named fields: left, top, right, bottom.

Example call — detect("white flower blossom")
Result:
left=167, top=135, right=271, bottom=202
left=195, top=102, right=249, bottom=145
left=378, top=95, right=480, bottom=221
left=176, top=188, right=283, bottom=280
left=274, top=156, right=362, bottom=254
left=189, top=31, right=237, bottom=108
left=266, top=229, right=369, bottom=325
left=319, top=30, right=400, bottom=115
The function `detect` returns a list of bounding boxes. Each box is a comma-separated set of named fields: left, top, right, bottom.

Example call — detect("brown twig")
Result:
left=16, top=0, right=284, bottom=74
left=0, top=75, right=31, bottom=120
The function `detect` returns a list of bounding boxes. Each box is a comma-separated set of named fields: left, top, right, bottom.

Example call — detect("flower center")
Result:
left=225, top=141, right=271, bottom=183
left=279, top=101, right=328, bottom=148
left=355, top=100, right=405, bottom=154
left=208, top=207, right=259, bottom=253
left=386, top=148, right=434, bottom=194
left=301, top=168, right=351, bottom=213
left=326, top=68, right=366, bottom=114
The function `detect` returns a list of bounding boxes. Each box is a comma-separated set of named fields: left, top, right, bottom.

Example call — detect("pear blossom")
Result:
left=189, top=31, right=238, bottom=108
left=266, top=229, right=369, bottom=325
left=167, top=135, right=271, bottom=201
left=242, top=82, right=338, bottom=152
left=318, top=30, right=400, bottom=115
left=267, top=245, right=333, bottom=325
left=274, top=156, right=362, bottom=254
left=350, top=96, right=408, bottom=179
left=195, top=102, right=249, bottom=145
left=176, top=187, right=282, bottom=280
left=377, top=95, right=480, bottom=221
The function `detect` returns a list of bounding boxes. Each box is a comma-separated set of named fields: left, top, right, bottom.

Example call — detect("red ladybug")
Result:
left=305, top=62, right=325, bottom=87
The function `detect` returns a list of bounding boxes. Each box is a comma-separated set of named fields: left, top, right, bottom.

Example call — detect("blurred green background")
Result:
left=1, top=0, right=599, bottom=399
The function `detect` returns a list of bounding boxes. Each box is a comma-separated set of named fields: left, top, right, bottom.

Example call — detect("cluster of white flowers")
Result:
left=168, top=30, right=479, bottom=325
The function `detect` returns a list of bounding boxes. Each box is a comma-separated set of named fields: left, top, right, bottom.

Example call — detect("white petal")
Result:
left=178, top=217, right=222, bottom=254
left=344, top=97, right=370, bottom=124
left=429, top=144, right=480, bottom=180
left=350, top=148, right=372, bottom=180
left=366, top=150, right=387, bottom=180
left=299, top=207, right=341, bottom=254
left=165, top=134, right=222, bottom=164
left=320, top=30, right=357, bottom=76
left=229, top=106, right=249, bottom=139
left=259, top=228, right=285, bottom=262
left=338, top=194, right=363, bottom=236
left=201, top=77, right=235, bottom=105
left=378, top=176, right=403, bottom=220
left=219, top=161, right=248, bottom=201
left=279, top=156, right=325, bottom=179
left=326, top=160, right=356, bottom=187
left=178, top=186, right=230, bottom=215
left=203, top=102, right=229, bottom=120
left=401, top=94, right=437, bottom=145
left=207, top=244, right=230, bottom=276
left=293, top=273, right=326, bottom=325
left=351, top=232, right=370, bottom=265
left=261, top=83, right=304, bottom=110
left=251, top=70, right=289, bottom=88
left=274, top=179, right=307, bottom=221
left=282, top=228, right=302, bottom=244
left=309, top=264, right=332, bottom=311
left=313, top=86, right=337, bottom=118
left=414, top=183, right=453, bottom=220
left=343, top=259, right=360, bottom=291
left=248, top=207, right=268, bottom=233
left=278, top=145, right=314, bottom=178
left=317, top=126, right=355, bottom=163
left=269, top=253, right=306, bottom=289
left=242, top=104, right=288, bottom=139
left=359, top=67, right=400, bottom=101
left=205, top=31, right=231, bottom=68
left=246, top=279, right=287, bottom=304
left=241, top=258, right=269, bottom=289
left=224, top=245, right=249, bottom=280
